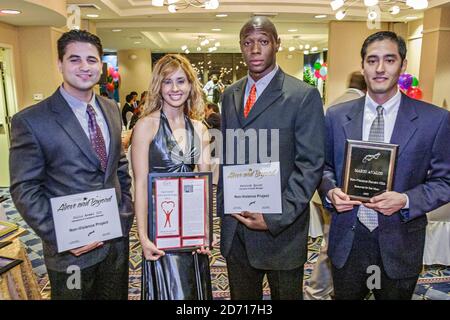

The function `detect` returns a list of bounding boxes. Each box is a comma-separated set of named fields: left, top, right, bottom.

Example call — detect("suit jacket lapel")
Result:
left=243, top=69, right=284, bottom=128
left=96, top=96, right=119, bottom=177
left=232, top=79, right=246, bottom=127
left=343, top=97, right=365, bottom=140
left=50, top=89, right=102, bottom=171
left=390, top=94, right=418, bottom=157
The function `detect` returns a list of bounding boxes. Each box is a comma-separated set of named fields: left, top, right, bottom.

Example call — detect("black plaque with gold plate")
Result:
left=343, top=139, right=398, bottom=202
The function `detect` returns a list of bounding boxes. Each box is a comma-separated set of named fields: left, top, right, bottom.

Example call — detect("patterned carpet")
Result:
left=1, top=187, right=449, bottom=300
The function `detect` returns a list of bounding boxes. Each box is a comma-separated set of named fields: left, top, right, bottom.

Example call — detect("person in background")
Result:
left=9, top=29, right=133, bottom=300
left=121, top=94, right=134, bottom=128
left=203, top=74, right=218, bottom=103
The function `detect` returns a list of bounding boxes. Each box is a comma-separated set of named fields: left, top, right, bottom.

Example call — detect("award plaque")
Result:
left=148, top=172, right=213, bottom=251
left=343, top=139, right=398, bottom=202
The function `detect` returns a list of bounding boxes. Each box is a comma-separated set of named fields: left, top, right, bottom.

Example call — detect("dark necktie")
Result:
left=86, top=104, right=108, bottom=171
left=357, top=105, right=384, bottom=231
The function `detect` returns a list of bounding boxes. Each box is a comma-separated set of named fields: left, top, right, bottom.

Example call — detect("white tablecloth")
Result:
left=424, top=203, right=450, bottom=265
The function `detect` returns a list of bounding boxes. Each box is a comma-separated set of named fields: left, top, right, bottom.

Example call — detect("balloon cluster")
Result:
left=398, top=73, right=422, bottom=100
left=106, top=66, right=120, bottom=92
left=313, top=62, right=327, bottom=80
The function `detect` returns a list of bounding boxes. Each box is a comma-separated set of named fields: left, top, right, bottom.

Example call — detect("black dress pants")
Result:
left=226, top=224, right=304, bottom=300
left=47, top=239, right=129, bottom=300
left=332, top=220, right=419, bottom=300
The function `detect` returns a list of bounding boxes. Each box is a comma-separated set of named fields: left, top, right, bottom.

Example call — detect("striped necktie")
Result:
left=357, top=105, right=384, bottom=231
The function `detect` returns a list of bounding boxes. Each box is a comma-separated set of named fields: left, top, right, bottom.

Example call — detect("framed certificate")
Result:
left=0, top=221, right=18, bottom=239
left=148, top=172, right=213, bottom=251
left=343, top=139, right=398, bottom=202
left=0, top=256, right=22, bottom=275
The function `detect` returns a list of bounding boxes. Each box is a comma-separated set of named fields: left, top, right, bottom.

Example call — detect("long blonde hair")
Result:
left=142, top=54, right=205, bottom=120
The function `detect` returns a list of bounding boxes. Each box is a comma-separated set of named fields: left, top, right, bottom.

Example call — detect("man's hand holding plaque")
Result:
left=327, top=188, right=362, bottom=212
left=232, top=211, right=269, bottom=231
left=364, top=191, right=408, bottom=215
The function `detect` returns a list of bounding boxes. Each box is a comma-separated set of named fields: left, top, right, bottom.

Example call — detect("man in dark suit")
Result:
left=9, top=30, right=133, bottom=299
left=320, top=31, right=450, bottom=299
left=217, top=16, right=325, bottom=300
left=121, top=94, right=134, bottom=128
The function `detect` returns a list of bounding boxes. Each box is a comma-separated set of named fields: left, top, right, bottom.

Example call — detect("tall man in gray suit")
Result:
left=217, top=17, right=325, bottom=299
left=9, top=30, right=133, bottom=299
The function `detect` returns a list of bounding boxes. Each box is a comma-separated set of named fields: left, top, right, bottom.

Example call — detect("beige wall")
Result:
left=277, top=51, right=304, bottom=80
left=0, top=22, right=24, bottom=109
left=17, top=26, right=63, bottom=108
left=117, top=49, right=152, bottom=107
left=420, top=7, right=450, bottom=109
left=326, top=21, right=393, bottom=106
left=406, top=19, right=423, bottom=78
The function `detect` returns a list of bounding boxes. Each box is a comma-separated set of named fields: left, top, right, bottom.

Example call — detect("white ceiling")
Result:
left=1, top=0, right=449, bottom=53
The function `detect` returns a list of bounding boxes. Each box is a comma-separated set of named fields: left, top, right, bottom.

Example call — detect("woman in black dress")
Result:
left=131, top=54, right=212, bottom=299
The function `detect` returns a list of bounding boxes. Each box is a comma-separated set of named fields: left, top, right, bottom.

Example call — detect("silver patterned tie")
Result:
left=357, top=105, right=384, bottom=231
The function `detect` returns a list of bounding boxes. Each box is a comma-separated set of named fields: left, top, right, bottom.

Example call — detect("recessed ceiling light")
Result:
left=86, top=14, right=99, bottom=18
left=405, top=16, right=418, bottom=20
left=0, top=9, right=21, bottom=15
left=216, top=14, right=228, bottom=17
left=112, top=29, right=122, bottom=32
left=211, top=28, right=222, bottom=31
left=315, top=15, right=327, bottom=19
left=134, top=41, right=141, bottom=44
left=288, top=29, right=298, bottom=32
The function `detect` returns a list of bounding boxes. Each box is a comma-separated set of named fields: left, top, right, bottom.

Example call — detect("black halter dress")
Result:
left=142, top=111, right=212, bottom=300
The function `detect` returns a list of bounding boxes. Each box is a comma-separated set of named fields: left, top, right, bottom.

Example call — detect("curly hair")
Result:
left=142, top=54, right=205, bottom=120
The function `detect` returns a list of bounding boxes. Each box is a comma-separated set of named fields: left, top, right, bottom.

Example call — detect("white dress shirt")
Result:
left=363, top=89, right=409, bottom=208
left=244, top=65, right=279, bottom=106
left=59, top=85, right=110, bottom=154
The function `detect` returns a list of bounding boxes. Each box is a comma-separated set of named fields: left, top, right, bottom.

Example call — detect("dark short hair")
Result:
left=57, top=29, right=103, bottom=61
left=206, top=103, right=220, bottom=113
left=239, top=16, right=278, bottom=42
left=130, top=91, right=138, bottom=97
left=125, top=94, right=133, bottom=103
left=361, top=31, right=406, bottom=66
left=348, top=71, right=367, bottom=91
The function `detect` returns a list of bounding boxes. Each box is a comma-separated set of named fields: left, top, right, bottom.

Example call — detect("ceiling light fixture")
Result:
left=0, top=9, right=21, bottom=15
left=86, top=14, right=99, bottom=18
left=330, top=0, right=429, bottom=24
left=152, top=0, right=220, bottom=13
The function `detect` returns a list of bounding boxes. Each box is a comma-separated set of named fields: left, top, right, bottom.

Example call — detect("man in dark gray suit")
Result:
left=217, top=17, right=325, bottom=299
left=9, top=30, right=133, bottom=299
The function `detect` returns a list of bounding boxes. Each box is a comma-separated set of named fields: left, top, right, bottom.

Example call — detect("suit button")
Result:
left=351, top=225, right=356, bottom=231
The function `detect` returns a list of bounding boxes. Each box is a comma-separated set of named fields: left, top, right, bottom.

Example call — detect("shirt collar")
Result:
left=59, top=84, right=97, bottom=113
left=247, top=64, right=279, bottom=89
left=365, top=89, right=401, bottom=116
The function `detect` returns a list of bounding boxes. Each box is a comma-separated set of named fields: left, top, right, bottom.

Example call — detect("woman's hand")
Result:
left=194, top=246, right=211, bottom=256
left=141, top=237, right=165, bottom=261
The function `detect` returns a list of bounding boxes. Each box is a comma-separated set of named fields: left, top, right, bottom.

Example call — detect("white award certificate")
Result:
left=50, top=188, right=123, bottom=253
left=223, top=162, right=282, bottom=214
left=155, top=179, right=180, bottom=249
left=181, top=178, right=206, bottom=247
